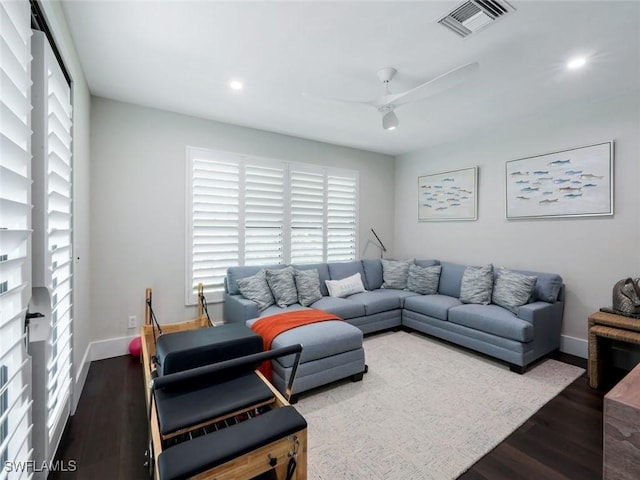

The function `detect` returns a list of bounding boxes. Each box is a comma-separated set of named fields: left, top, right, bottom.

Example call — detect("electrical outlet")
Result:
left=128, top=315, right=137, bottom=329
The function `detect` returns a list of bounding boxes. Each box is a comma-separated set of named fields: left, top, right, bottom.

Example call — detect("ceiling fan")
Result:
left=307, top=62, right=479, bottom=130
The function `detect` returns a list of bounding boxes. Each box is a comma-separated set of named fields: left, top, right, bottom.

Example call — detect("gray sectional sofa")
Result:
left=223, top=259, right=565, bottom=394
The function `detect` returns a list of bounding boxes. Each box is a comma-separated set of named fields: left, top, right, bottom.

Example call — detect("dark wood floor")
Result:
left=50, top=352, right=622, bottom=480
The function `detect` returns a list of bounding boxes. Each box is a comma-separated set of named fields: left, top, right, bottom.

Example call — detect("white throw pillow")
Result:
left=325, top=273, right=366, bottom=298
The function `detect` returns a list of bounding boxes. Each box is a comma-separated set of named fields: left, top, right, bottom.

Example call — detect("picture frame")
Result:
left=418, top=167, right=478, bottom=221
left=505, top=141, right=614, bottom=219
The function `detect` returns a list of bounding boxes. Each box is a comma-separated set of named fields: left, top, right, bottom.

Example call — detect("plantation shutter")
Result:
left=327, top=172, right=358, bottom=262
left=290, top=167, right=325, bottom=264
left=188, top=149, right=240, bottom=302
left=31, top=29, right=73, bottom=456
left=244, top=162, right=285, bottom=266
left=0, top=0, right=34, bottom=474
left=187, top=148, right=359, bottom=303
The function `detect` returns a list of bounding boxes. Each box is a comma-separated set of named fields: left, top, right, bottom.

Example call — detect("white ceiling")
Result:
left=61, top=1, right=640, bottom=156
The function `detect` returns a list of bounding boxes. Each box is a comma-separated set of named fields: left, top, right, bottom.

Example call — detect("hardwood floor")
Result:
left=460, top=353, right=614, bottom=480
left=50, top=356, right=148, bottom=480
left=50, top=352, right=621, bottom=479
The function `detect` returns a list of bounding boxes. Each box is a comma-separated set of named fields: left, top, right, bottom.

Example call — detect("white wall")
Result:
left=90, top=97, right=395, bottom=344
left=394, top=91, right=640, bottom=357
left=40, top=1, right=92, bottom=413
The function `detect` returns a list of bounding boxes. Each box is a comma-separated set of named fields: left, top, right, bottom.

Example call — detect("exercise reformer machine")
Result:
left=141, top=287, right=307, bottom=480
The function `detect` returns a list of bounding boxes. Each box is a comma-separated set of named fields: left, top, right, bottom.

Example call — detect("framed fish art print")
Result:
left=418, top=167, right=478, bottom=221
left=505, top=141, right=614, bottom=219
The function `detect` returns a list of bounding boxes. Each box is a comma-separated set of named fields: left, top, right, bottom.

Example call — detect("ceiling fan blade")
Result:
left=301, top=92, right=376, bottom=109
left=386, top=62, right=479, bottom=106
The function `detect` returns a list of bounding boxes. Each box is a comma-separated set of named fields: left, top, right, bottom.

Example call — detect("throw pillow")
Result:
left=294, top=269, right=323, bottom=307
left=406, top=264, right=441, bottom=295
left=459, top=264, right=494, bottom=305
left=325, top=272, right=366, bottom=298
left=381, top=259, right=414, bottom=290
left=492, top=268, right=537, bottom=313
left=265, top=266, right=298, bottom=308
left=236, top=269, right=275, bottom=312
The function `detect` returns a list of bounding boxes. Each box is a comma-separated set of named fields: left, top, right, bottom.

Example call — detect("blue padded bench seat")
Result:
left=155, top=323, right=263, bottom=375
left=157, top=406, right=307, bottom=480
left=155, top=372, right=275, bottom=436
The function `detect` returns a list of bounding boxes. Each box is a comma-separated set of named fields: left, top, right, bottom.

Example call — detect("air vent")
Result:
left=438, top=0, right=515, bottom=38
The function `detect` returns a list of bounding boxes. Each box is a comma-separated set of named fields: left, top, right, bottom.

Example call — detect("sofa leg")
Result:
left=351, top=372, right=364, bottom=382
left=288, top=394, right=299, bottom=405
left=509, top=364, right=526, bottom=374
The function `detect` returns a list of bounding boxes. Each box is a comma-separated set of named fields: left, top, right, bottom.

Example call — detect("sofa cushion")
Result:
left=265, top=267, right=298, bottom=308
left=309, top=296, right=365, bottom=320
left=362, top=259, right=383, bottom=290
left=438, top=262, right=467, bottom=298
left=294, top=269, right=323, bottom=307
left=512, top=269, right=563, bottom=303
left=448, top=304, right=534, bottom=342
left=295, top=263, right=331, bottom=296
left=381, top=259, right=414, bottom=289
left=459, top=264, right=493, bottom=305
left=403, top=294, right=462, bottom=321
left=236, top=270, right=275, bottom=312
left=328, top=261, right=368, bottom=288
left=226, top=264, right=286, bottom=295
left=347, top=290, right=403, bottom=315
left=406, top=264, right=441, bottom=295
left=492, top=269, right=537, bottom=313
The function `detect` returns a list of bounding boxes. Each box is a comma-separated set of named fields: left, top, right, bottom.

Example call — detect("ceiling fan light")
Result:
left=383, top=111, right=399, bottom=130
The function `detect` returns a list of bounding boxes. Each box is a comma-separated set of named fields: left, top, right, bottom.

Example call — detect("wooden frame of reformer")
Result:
left=140, top=286, right=307, bottom=480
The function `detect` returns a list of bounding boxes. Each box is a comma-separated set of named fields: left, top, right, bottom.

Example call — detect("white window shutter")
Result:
left=189, top=150, right=240, bottom=302
left=187, top=149, right=359, bottom=303
left=0, top=0, right=34, bottom=473
left=327, top=173, right=358, bottom=262
left=244, top=162, right=285, bottom=266
left=290, top=168, right=325, bottom=264
left=31, top=28, right=73, bottom=461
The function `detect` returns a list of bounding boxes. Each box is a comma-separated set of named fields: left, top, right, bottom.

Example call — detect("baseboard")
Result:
left=71, top=345, right=91, bottom=415
left=560, top=334, right=587, bottom=359
left=90, top=334, right=139, bottom=361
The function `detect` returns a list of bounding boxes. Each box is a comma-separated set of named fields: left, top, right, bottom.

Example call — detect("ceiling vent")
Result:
left=438, top=0, right=515, bottom=38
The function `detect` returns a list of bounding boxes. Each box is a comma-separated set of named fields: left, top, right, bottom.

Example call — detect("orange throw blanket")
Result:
left=251, top=309, right=342, bottom=381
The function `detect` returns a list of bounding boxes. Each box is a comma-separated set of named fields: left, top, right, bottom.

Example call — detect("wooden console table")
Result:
left=588, top=311, right=640, bottom=389
left=603, top=362, right=640, bottom=479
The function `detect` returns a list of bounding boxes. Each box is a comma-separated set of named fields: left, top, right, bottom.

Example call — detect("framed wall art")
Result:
left=505, top=141, right=613, bottom=219
left=418, top=166, right=478, bottom=221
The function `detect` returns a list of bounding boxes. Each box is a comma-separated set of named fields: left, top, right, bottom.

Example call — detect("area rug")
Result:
left=294, top=330, right=584, bottom=480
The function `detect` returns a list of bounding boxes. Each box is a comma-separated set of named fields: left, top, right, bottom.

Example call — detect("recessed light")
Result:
left=567, top=57, right=587, bottom=70
left=229, top=80, right=243, bottom=91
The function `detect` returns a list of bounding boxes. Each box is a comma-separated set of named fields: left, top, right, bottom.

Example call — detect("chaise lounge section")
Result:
left=223, top=258, right=564, bottom=394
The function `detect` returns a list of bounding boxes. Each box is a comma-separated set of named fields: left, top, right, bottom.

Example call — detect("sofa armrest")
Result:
left=517, top=301, right=564, bottom=350
left=223, top=293, right=259, bottom=323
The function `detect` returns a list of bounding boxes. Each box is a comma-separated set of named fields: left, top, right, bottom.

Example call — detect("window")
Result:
left=0, top=0, right=34, bottom=470
left=0, top=365, right=7, bottom=466
left=186, top=147, right=359, bottom=303
left=31, top=28, right=73, bottom=452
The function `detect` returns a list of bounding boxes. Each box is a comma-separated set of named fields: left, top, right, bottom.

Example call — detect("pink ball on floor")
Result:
left=129, top=336, right=142, bottom=357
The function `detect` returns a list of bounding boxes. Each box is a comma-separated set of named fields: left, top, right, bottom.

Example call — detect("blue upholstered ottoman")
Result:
left=246, top=318, right=366, bottom=399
